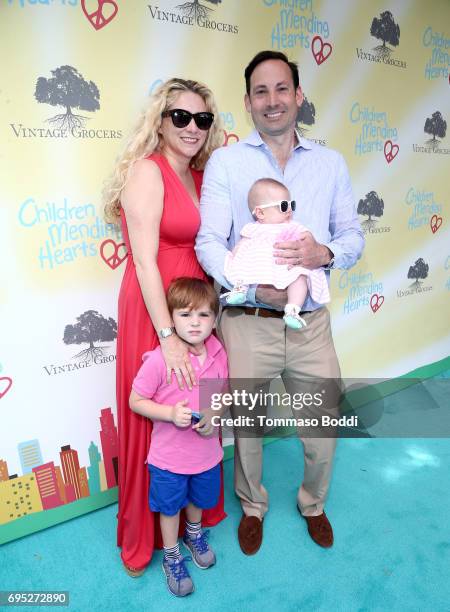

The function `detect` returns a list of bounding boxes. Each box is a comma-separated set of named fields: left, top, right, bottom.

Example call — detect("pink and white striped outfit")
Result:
left=224, top=221, right=330, bottom=304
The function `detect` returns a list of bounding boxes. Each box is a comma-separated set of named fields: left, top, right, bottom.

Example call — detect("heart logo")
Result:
left=384, top=140, right=399, bottom=163
left=0, top=377, right=13, bottom=399
left=430, top=214, right=443, bottom=234
left=222, top=130, right=239, bottom=146
left=370, top=293, right=384, bottom=313
left=100, top=239, right=127, bottom=270
left=312, top=36, right=333, bottom=65
left=81, top=0, right=118, bottom=31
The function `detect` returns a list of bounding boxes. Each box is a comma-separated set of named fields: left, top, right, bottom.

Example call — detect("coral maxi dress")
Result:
left=116, top=153, right=226, bottom=570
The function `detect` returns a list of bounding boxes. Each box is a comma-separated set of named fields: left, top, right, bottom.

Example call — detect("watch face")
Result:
left=160, top=327, right=173, bottom=338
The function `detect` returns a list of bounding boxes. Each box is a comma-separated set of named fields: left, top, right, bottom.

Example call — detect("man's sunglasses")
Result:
left=254, top=200, right=296, bottom=214
left=161, top=109, right=214, bottom=130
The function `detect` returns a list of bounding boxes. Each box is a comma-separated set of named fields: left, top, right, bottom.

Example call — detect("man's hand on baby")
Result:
left=274, top=231, right=329, bottom=269
left=192, top=409, right=215, bottom=436
left=171, top=399, right=192, bottom=427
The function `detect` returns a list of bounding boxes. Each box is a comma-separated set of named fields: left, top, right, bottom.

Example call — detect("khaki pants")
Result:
left=218, top=307, right=341, bottom=518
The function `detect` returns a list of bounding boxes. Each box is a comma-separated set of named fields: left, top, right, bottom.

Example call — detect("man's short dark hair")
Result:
left=244, top=50, right=299, bottom=94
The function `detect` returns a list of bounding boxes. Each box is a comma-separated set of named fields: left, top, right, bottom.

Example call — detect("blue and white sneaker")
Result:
left=182, top=530, right=216, bottom=569
left=162, top=555, right=194, bottom=597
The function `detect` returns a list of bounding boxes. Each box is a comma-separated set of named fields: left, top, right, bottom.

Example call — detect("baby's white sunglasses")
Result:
left=253, top=199, right=296, bottom=215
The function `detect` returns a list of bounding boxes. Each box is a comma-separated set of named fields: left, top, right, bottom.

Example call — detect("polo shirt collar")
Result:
left=243, top=129, right=312, bottom=151
left=204, top=334, right=223, bottom=358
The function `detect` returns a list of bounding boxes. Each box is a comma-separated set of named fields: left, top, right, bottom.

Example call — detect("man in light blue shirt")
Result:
left=196, top=50, right=364, bottom=555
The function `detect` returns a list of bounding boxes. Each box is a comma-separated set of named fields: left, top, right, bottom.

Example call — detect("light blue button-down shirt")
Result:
left=195, top=129, right=365, bottom=311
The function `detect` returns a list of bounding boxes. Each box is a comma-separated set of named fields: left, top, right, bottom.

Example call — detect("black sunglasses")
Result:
left=161, top=108, right=214, bottom=130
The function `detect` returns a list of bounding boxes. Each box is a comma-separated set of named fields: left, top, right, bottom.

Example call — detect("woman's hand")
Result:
left=160, top=334, right=197, bottom=390
left=170, top=399, right=192, bottom=427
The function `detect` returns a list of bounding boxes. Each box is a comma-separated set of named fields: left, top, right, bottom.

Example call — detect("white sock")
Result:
left=164, top=542, right=182, bottom=562
left=284, top=303, right=300, bottom=315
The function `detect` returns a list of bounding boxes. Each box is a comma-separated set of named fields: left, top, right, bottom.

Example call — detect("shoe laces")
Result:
left=189, top=530, right=210, bottom=554
left=168, top=556, right=192, bottom=582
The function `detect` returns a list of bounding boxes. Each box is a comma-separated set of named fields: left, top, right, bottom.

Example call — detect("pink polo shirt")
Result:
left=132, top=334, right=227, bottom=475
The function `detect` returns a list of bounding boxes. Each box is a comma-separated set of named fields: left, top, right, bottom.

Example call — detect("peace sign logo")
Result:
left=384, top=140, right=399, bottom=163
left=81, top=0, right=119, bottom=31
left=430, top=214, right=443, bottom=234
left=100, top=239, right=128, bottom=270
left=370, top=293, right=384, bottom=313
left=312, top=36, right=333, bottom=65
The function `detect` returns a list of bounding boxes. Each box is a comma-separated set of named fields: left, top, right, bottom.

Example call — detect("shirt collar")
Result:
left=243, top=128, right=312, bottom=151
left=204, top=334, right=223, bottom=358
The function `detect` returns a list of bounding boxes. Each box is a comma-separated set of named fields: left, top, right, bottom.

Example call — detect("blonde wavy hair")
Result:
left=103, top=78, right=223, bottom=223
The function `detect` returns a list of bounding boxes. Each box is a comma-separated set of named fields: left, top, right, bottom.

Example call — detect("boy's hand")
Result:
left=171, top=399, right=191, bottom=427
left=192, top=409, right=215, bottom=437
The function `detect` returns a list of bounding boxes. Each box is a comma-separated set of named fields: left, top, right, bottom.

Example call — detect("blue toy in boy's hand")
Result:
left=191, top=412, right=201, bottom=425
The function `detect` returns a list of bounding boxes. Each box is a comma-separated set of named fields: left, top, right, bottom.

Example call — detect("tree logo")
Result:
left=357, top=191, right=384, bottom=230
left=370, top=11, right=400, bottom=58
left=407, top=258, right=429, bottom=289
left=63, top=310, right=117, bottom=361
left=296, top=96, right=315, bottom=134
left=34, top=66, right=100, bottom=131
left=176, top=0, right=221, bottom=20
left=296, top=96, right=325, bottom=145
left=424, top=111, right=447, bottom=149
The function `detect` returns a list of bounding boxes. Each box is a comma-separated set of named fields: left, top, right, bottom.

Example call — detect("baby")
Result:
left=223, top=178, right=330, bottom=330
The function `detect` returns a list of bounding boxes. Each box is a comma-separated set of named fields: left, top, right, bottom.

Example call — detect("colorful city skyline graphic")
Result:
left=0, top=408, right=118, bottom=525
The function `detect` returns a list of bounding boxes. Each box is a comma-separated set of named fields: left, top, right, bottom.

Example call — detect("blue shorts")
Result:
left=148, top=463, right=221, bottom=516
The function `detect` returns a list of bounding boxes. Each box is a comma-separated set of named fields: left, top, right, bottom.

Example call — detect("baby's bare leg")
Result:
left=287, top=275, right=308, bottom=309
left=284, top=275, right=308, bottom=330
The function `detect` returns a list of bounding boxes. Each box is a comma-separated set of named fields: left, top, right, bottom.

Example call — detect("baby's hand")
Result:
left=171, top=399, right=191, bottom=428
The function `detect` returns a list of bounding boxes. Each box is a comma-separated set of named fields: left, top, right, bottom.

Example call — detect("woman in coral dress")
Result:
left=103, top=79, right=225, bottom=576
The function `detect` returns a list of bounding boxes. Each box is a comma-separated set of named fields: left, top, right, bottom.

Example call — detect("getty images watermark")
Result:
left=199, top=377, right=450, bottom=438
left=209, top=388, right=357, bottom=429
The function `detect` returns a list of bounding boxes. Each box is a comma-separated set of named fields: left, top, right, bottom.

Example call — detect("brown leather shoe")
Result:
left=298, top=507, right=334, bottom=548
left=238, top=514, right=263, bottom=555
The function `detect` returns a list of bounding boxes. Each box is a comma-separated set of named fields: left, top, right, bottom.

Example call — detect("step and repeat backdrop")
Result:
left=0, top=0, right=448, bottom=542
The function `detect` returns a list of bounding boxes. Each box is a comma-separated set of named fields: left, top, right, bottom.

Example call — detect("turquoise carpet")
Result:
left=1, top=433, right=450, bottom=611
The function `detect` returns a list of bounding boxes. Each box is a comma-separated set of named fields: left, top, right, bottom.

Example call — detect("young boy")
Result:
left=129, top=277, right=227, bottom=598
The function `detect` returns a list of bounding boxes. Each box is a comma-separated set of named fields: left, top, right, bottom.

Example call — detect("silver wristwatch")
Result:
left=324, top=256, right=335, bottom=270
left=158, top=326, right=176, bottom=339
